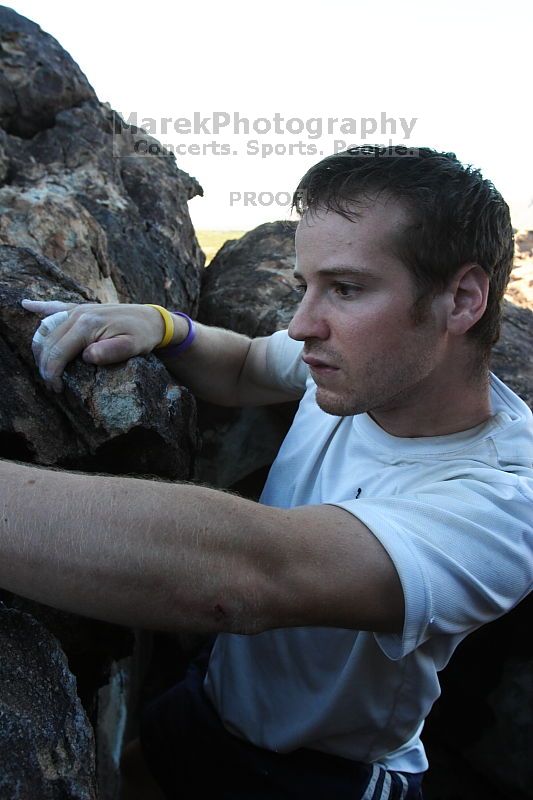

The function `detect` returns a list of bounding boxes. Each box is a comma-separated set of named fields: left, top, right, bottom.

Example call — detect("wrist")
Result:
left=144, top=305, right=166, bottom=350
left=161, top=311, right=196, bottom=356
left=170, top=313, right=190, bottom=347
left=144, top=304, right=174, bottom=349
left=145, top=307, right=196, bottom=357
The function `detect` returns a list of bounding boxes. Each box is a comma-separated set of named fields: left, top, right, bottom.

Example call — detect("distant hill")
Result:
left=196, top=230, right=247, bottom=265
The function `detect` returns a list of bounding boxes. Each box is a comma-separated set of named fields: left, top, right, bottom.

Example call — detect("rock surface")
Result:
left=0, top=7, right=95, bottom=138
left=0, top=245, right=199, bottom=477
left=0, top=6, right=205, bottom=309
left=491, top=300, right=533, bottom=409
left=423, top=593, right=532, bottom=800
left=0, top=590, right=134, bottom=724
left=196, top=222, right=302, bottom=489
left=0, top=604, right=97, bottom=799
left=509, top=229, right=533, bottom=309
left=0, top=10, right=205, bottom=796
left=198, top=221, right=299, bottom=335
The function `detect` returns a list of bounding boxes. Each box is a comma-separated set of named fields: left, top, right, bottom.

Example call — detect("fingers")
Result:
left=82, top=335, right=136, bottom=365
left=23, top=300, right=93, bottom=392
left=31, top=311, right=70, bottom=347
left=31, top=311, right=71, bottom=392
left=21, top=300, right=160, bottom=392
left=21, top=299, right=77, bottom=318
left=32, top=315, right=88, bottom=393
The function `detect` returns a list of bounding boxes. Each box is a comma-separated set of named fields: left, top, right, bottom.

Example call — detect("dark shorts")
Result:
left=140, top=644, right=425, bottom=800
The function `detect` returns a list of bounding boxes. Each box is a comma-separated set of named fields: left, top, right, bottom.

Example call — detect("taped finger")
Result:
left=32, top=311, right=70, bottom=346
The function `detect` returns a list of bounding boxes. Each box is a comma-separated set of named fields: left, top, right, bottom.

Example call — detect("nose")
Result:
left=288, top=292, right=330, bottom=342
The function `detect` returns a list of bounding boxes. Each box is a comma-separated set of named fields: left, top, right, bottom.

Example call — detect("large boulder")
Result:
left=0, top=590, right=134, bottom=723
left=196, top=222, right=300, bottom=491
left=0, top=6, right=205, bottom=308
left=0, top=8, right=205, bottom=797
left=0, top=604, right=97, bottom=799
left=198, top=221, right=299, bottom=335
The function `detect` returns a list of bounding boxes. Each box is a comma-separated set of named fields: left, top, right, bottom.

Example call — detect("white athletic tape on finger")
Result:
left=32, top=310, right=70, bottom=346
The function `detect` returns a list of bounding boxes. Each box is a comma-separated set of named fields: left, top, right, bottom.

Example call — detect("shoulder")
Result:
left=263, top=329, right=309, bottom=393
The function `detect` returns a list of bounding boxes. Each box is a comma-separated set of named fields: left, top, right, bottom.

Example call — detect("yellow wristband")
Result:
left=144, top=304, right=174, bottom=349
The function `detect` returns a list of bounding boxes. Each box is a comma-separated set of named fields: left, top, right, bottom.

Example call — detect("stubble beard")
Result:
left=313, top=322, right=440, bottom=418
left=315, top=360, right=432, bottom=418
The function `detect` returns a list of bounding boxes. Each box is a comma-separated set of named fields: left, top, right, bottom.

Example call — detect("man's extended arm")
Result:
left=12, top=300, right=404, bottom=634
left=21, top=300, right=302, bottom=406
left=0, top=458, right=404, bottom=635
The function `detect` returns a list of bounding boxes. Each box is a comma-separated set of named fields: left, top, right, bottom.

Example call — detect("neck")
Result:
left=369, top=356, right=492, bottom=438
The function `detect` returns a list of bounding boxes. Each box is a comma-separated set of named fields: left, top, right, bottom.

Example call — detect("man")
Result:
left=5, top=145, right=532, bottom=800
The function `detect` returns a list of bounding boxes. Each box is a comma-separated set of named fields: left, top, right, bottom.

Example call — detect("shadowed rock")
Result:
left=0, top=245, right=199, bottom=477
left=0, top=604, right=97, bottom=799
left=0, top=7, right=205, bottom=308
left=0, top=590, right=133, bottom=724
left=196, top=222, right=301, bottom=489
left=0, top=8, right=206, bottom=797
left=491, top=300, right=533, bottom=408
left=0, top=6, right=95, bottom=137
left=198, top=221, right=299, bottom=335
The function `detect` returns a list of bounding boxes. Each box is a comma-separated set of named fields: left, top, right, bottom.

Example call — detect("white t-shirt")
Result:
left=204, top=330, right=533, bottom=773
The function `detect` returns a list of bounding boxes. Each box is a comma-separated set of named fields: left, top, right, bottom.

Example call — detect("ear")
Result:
left=446, top=263, right=489, bottom=336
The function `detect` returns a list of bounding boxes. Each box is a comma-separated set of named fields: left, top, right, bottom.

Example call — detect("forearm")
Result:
left=158, top=316, right=252, bottom=406
left=0, top=459, right=280, bottom=634
left=0, top=458, right=404, bottom=635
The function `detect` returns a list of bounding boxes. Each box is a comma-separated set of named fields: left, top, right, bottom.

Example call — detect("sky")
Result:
left=7, top=0, right=533, bottom=232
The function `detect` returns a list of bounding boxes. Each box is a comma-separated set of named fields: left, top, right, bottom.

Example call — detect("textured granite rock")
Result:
left=508, top=230, right=533, bottom=309
left=0, top=7, right=205, bottom=309
left=0, top=8, right=205, bottom=797
left=0, top=604, right=97, bottom=799
left=0, top=245, right=199, bottom=477
left=491, top=300, right=533, bottom=408
left=0, top=6, right=95, bottom=137
left=195, top=222, right=300, bottom=489
left=198, top=221, right=299, bottom=335
left=0, top=591, right=134, bottom=724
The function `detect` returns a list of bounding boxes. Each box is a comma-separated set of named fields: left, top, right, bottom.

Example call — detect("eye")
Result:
left=333, top=282, right=361, bottom=298
left=294, top=283, right=307, bottom=296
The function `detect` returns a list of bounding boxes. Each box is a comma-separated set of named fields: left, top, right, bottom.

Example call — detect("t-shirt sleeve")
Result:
left=331, top=473, right=533, bottom=661
left=264, top=329, right=308, bottom=394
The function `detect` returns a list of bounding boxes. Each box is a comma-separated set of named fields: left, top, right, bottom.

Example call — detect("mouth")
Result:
left=302, top=355, right=339, bottom=374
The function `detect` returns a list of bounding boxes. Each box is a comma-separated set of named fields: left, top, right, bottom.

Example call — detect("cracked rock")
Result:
left=0, top=6, right=205, bottom=309
left=0, top=245, right=199, bottom=478
left=0, top=604, right=97, bottom=799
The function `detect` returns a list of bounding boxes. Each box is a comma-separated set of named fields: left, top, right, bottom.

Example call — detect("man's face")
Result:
left=288, top=199, right=447, bottom=418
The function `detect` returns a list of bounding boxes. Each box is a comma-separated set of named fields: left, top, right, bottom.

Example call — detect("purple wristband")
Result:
left=158, top=311, right=196, bottom=357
